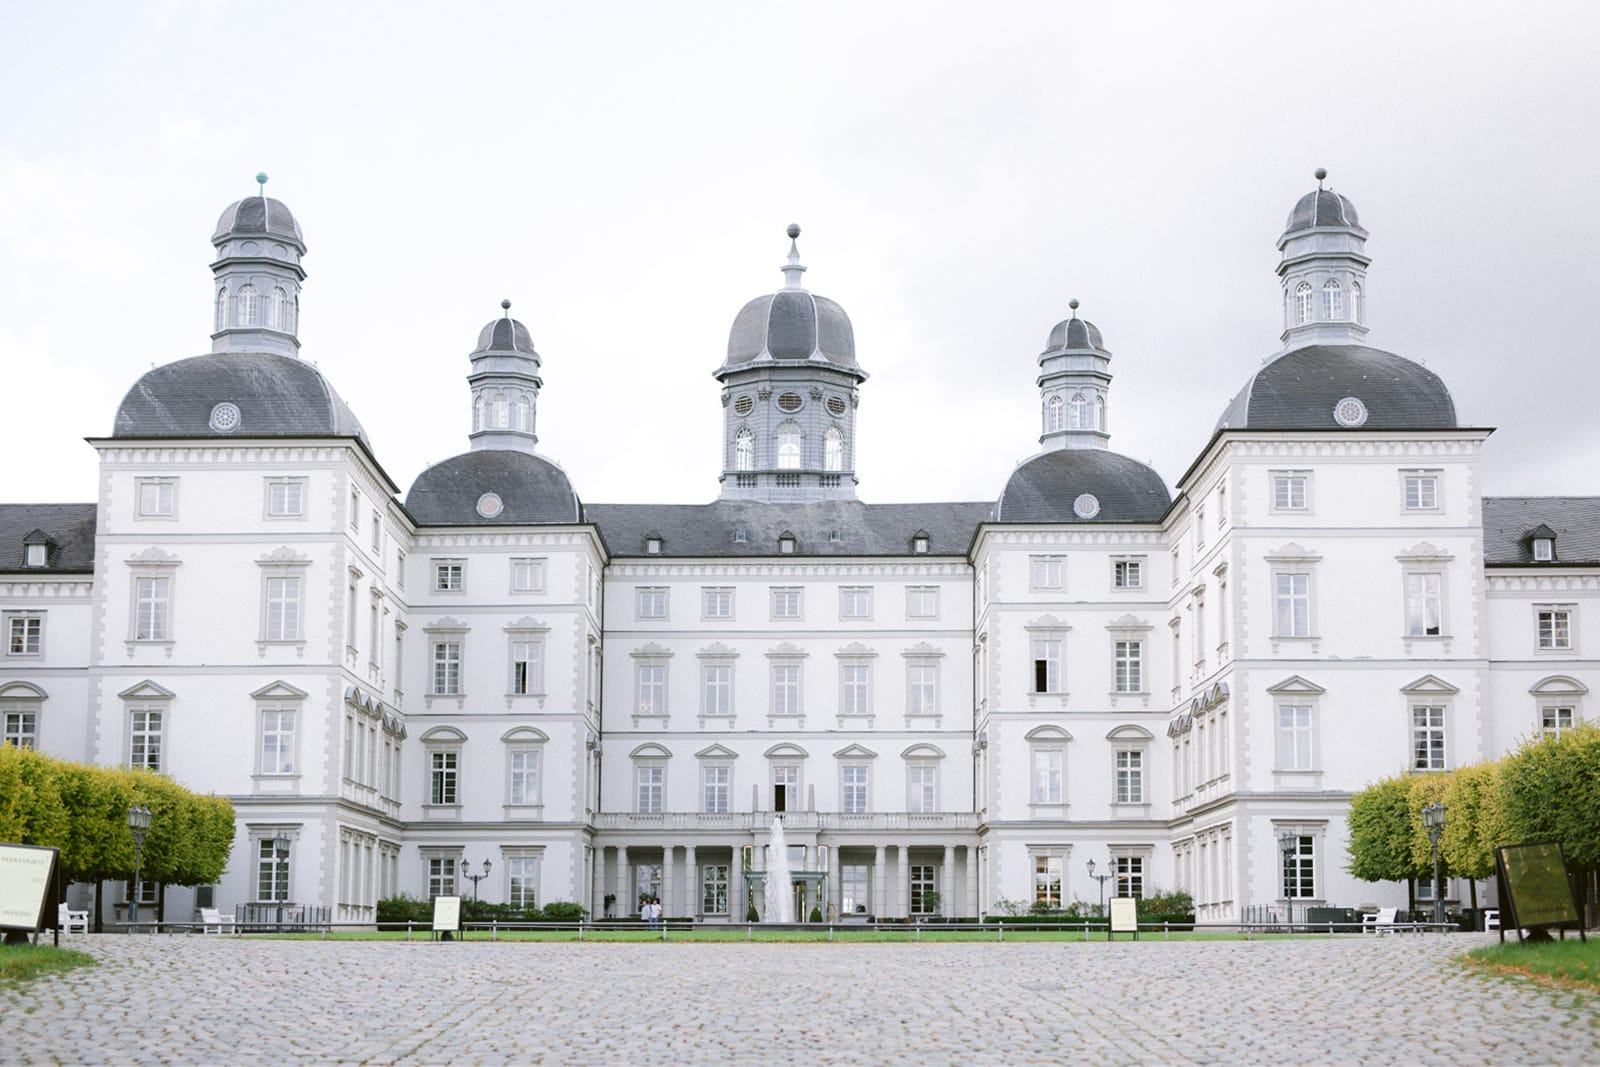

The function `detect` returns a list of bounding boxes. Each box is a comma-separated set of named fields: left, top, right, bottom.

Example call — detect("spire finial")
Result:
left=1068, top=298, right=1080, bottom=318
left=501, top=298, right=512, bottom=318
left=256, top=172, right=269, bottom=197
left=781, top=223, right=807, bottom=289
left=1314, top=167, right=1326, bottom=190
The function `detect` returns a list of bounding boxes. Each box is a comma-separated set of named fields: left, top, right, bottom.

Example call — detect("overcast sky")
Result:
left=3, top=2, right=1597, bottom=510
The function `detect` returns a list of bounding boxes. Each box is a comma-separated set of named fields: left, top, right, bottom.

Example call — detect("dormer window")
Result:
left=24, top=543, right=47, bottom=568
left=645, top=534, right=663, bottom=556
left=911, top=532, right=930, bottom=555
left=734, top=529, right=747, bottom=544
left=778, top=533, right=796, bottom=555
left=1534, top=538, right=1554, bottom=562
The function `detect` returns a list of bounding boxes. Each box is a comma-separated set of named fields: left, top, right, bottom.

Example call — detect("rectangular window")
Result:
left=511, top=640, right=542, bottom=694
left=1032, top=637, right=1062, bottom=693
left=1114, top=640, right=1143, bottom=693
left=1115, top=750, right=1144, bottom=803
left=506, top=855, right=539, bottom=910
left=1281, top=836, right=1314, bottom=899
left=906, top=587, right=939, bottom=619
left=4, top=710, right=38, bottom=749
left=841, top=664, right=870, bottom=716
left=1113, top=558, right=1143, bottom=590
left=1030, top=556, right=1063, bottom=590
left=7, top=615, right=42, bottom=656
left=1540, top=706, right=1574, bottom=738
left=772, top=664, right=800, bottom=716
left=1275, top=573, right=1310, bottom=637
left=910, top=864, right=937, bottom=914
left=841, top=863, right=870, bottom=915
left=1537, top=609, right=1572, bottom=650
left=137, top=478, right=176, bottom=517
left=266, top=479, right=304, bottom=517
left=1403, top=472, right=1439, bottom=511
left=264, top=577, right=301, bottom=641
left=703, top=587, right=733, bottom=619
left=260, top=708, right=296, bottom=775
left=637, top=587, right=668, bottom=619
left=772, top=764, right=799, bottom=812
left=771, top=587, right=802, bottom=620
left=430, top=750, right=459, bottom=804
left=701, top=864, right=730, bottom=915
left=511, top=558, right=545, bottom=593
left=1114, top=855, right=1145, bottom=899
left=257, top=840, right=290, bottom=902
left=426, top=856, right=457, bottom=898
left=907, top=664, right=938, bottom=716
left=133, top=576, right=171, bottom=640
left=1032, top=749, right=1062, bottom=804
left=841, top=765, right=869, bottom=813
left=1412, top=705, right=1446, bottom=771
left=1033, top=853, right=1064, bottom=907
left=908, top=763, right=937, bottom=813
left=432, top=641, right=461, bottom=695
left=702, top=664, right=732, bottom=717
left=637, top=664, right=667, bottom=716
left=370, top=511, right=382, bottom=552
left=702, top=765, right=730, bottom=814
left=1405, top=573, right=1442, bottom=636
left=434, top=561, right=464, bottom=592
left=509, top=750, right=540, bottom=805
left=1276, top=704, right=1313, bottom=770
left=349, top=488, right=361, bottom=531
left=840, top=587, right=872, bottom=619
left=1272, top=472, right=1309, bottom=511
left=636, top=765, right=664, bottom=813
left=129, top=708, right=162, bottom=771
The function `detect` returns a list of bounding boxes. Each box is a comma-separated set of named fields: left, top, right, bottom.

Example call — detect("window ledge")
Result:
left=505, top=692, right=548, bottom=711
left=124, top=639, right=176, bottom=658
left=502, top=803, right=546, bottom=817
left=256, top=640, right=307, bottom=658
left=1110, top=802, right=1151, bottom=818
left=1028, top=802, right=1070, bottom=817
left=632, top=713, right=670, bottom=728
left=766, top=714, right=807, bottom=729
left=421, top=804, right=463, bottom=821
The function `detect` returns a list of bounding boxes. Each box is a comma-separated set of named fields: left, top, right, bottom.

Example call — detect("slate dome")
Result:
left=724, top=290, right=858, bottom=370
left=113, top=352, right=366, bottom=442
left=473, top=316, right=538, bottom=358
left=405, top=450, right=581, bottom=525
left=1283, top=188, right=1361, bottom=235
left=997, top=449, right=1171, bottom=523
left=1043, top=315, right=1108, bottom=354
left=213, top=196, right=305, bottom=248
left=1215, top=345, right=1456, bottom=433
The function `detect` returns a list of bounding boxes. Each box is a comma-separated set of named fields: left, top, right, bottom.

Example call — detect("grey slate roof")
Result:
left=112, top=353, right=368, bottom=443
left=1482, top=497, right=1600, bottom=565
left=213, top=196, right=305, bottom=248
left=723, top=291, right=859, bottom=371
left=1214, top=345, right=1456, bottom=433
left=406, top=450, right=581, bottom=526
left=996, top=449, right=1172, bottom=523
left=587, top=500, right=992, bottom=557
left=472, top=317, right=537, bottom=357
left=0, top=504, right=97, bottom=574
left=1283, top=189, right=1362, bottom=234
left=1044, top=317, right=1107, bottom=354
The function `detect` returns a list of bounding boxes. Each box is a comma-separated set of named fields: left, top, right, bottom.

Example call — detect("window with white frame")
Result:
left=3, top=705, right=39, bottom=749
left=1045, top=394, right=1064, bottom=433
left=1112, top=557, right=1143, bottom=590
left=262, top=575, right=302, bottom=641
left=1404, top=572, right=1443, bottom=636
left=129, top=707, right=163, bottom=771
left=702, top=663, right=732, bottom=717
left=433, top=560, right=464, bottom=592
left=775, top=423, right=802, bottom=469
left=426, top=855, right=458, bottom=898
left=1322, top=279, right=1344, bottom=320
left=771, top=663, right=801, bottom=717
left=771, top=587, right=802, bottom=620
left=1411, top=705, right=1446, bottom=771
left=1540, top=705, right=1575, bottom=739
left=702, top=763, right=730, bottom=814
left=636, top=763, right=664, bottom=813
left=841, top=763, right=869, bottom=813
left=256, top=837, right=291, bottom=902
left=505, top=851, right=541, bottom=910
left=258, top=707, right=296, bottom=775
left=1271, top=471, right=1309, bottom=511
left=841, top=863, right=870, bottom=915
left=1274, top=573, right=1311, bottom=637
left=907, top=762, right=938, bottom=813
left=1276, top=704, right=1313, bottom=771
left=1114, top=749, right=1144, bottom=803
left=1114, top=640, right=1143, bottom=693
left=1294, top=281, right=1313, bottom=324
left=265, top=478, right=305, bottom=517
left=510, top=639, right=543, bottom=695
left=636, top=663, right=667, bottom=717
left=1032, top=850, right=1066, bottom=907
left=6, top=614, right=42, bottom=656
left=840, top=587, right=872, bottom=619
left=906, top=586, right=939, bottom=619
left=702, top=864, right=730, bottom=915
left=1113, top=854, right=1145, bottom=899
left=1281, top=835, right=1315, bottom=899
left=1031, top=636, right=1063, bottom=693
left=734, top=427, right=754, bottom=471
left=429, top=749, right=459, bottom=805
left=1032, top=748, right=1063, bottom=804
left=771, top=762, right=801, bottom=812
left=1067, top=393, right=1090, bottom=430
left=1537, top=607, right=1573, bottom=650
left=1402, top=471, right=1440, bottom=511
left=432, top=642, right=462, bottom=695
left=132, top=575, right=172, bottom=640
left=910, top=864, right=938, bottom=914
left=824, top=427, right=844, bottom=472
left=508, top=748, right=541, bottom=806
left=840, top=663, right=871, bottom=716
left=906, top=662, right=938, bottom=717
left=511, top=558, right=545, bottom=593
left=1030, top=556, right=1064, bottom=591
left=637, top=587, right=668, bottom=619
left=703, top=587, right=733, bottom=619
left=136, top=478, right=176, bottom=518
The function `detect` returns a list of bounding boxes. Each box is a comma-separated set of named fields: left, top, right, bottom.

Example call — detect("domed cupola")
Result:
left=1277, top=167, right=1371, bottom=352
left=467, top=300, right=543, bottom=454
left=1037, top=299, right=1112, bottom=451
left=714, top=225, right=868, bottom=502
left=210, top=173, right=307, bottom=358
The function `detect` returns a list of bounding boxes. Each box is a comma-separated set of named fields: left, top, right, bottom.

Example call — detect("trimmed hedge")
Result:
left=376, top=895, right=588, bottom=924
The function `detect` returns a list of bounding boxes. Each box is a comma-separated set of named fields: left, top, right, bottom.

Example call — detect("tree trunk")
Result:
left=93, top=879, right=104, bottom=934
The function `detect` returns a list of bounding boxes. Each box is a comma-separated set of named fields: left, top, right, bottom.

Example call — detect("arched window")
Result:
left=1351, top=283, right=1363, bottom=324
left=1284, top=290, right=1292, bottom=331
left=270, top=287, right=288, bottom=330
left=237, top=284, right=258, bottom=326
left=288, top=295, right=298, bottom=333
left=1045, top=395, right=1064, bottom=433
left=215, top=288, right=228, bottom=332
left=1295, top=282, right=1313, bottom=325
left=1068, top=393, right=1090, bottom=430
left=1096, top=396, right=1107, bottom=431
left=824, top=427, right=843, bottom=472
left=735, top=427, right=754, bottom=471
left=473, top=395, right=485, bottom=432
left=1322, top=280, right=1343, bottom=321
left=776, top=425, right=801, bottom=470
left=514, top=394, right=531, bottom=432
left=492, top=394, right=509, bottom=429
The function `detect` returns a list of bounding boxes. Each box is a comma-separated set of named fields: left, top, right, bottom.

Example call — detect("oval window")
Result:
left=776, top=392, right=804, bottom=413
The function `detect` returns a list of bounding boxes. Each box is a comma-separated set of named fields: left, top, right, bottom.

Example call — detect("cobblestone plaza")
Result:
left=6, top=934, right=1597, bottom=1065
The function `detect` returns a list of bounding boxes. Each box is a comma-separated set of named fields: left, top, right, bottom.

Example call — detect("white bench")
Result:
left=58, top=902, right=89, bottom=933
left=1362, top=906, right=1399, bottom=933
left=199, top=907, right=236, bottom=934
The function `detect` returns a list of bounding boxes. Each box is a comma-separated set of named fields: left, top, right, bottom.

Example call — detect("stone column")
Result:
left=873, top=845, right=887, bottom=918
left=966, top=845, right=980, bottom=918
left=616, top=846, right=629, bottom=916
left=827, top=852, right=842, bottom=921
left=898, top=846, right=911, bottom=918
left=942, top=845, right=956, bottom=918
left=684, top=845, right=698, bottom=918
left=662, top=845, right=675, bottom=917
left=591, top=846, right=605, bottom=919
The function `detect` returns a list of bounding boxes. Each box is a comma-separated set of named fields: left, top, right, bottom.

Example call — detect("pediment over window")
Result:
left=420, top=725, right=467, bottom=743
left=504, top=617, right=550, bottom=633
left=835, top=641, right=876, bottom=659
left=1026, top=614, right=1069, bottom=631
left=1264, top=543, right=1321, bottom=563
left=832, top=743, right=878, bottom=760
left=764, top=742, right=810, bottom=759
left=900, top=743, right=946, bottom=760
left=1265, top=675, right=1326, bottom=696
left=423, top=617, right=470, bottom=633
left=251, top=680, right=309, bottom=701
left=1025, top=725, right=1073, bottom=742
left=1106, top=614, right=1151, bottom=632
left=1106, top=724, right=1155, bottom=742
left=1530, top=674, right=1589, bottom=697
left=901, top=641, right=944, bottom=658
left=0, top=680, right=48, bottom=700
left=697, top=642, right=739, bottom=659
left=118, top=679, right=176, bottom=701
left=1396, top=542, right=1454, bottom=562
left=631, top=642, right=673, bottom=659
left=630, top=742, right=672, bottom=759
left=695, top=743, right=738, bottom=760
left=257, top=546, right=311, bottom=566
left=501, top=726, right=550, bottom=743
left=1400, top=674, right=1460, bottom=696
left=127, top=546, right=181, bottom=566
left=767, top=642, right=808, bottom=659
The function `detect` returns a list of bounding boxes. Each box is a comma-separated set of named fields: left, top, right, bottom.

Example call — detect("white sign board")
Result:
left=1109, top=896, right=1139, bottom=934
left=0, top=843, right=57, bottom=932
left=432, top=895, right=461, bottom=933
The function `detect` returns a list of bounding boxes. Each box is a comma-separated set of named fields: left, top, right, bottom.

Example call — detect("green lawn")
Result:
left=1463, top=937, right=1600, bottom=992
left=0, top=943, right=96, bottom=983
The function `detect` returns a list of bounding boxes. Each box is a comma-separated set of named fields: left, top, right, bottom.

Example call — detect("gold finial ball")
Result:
left=1314, top=167, right=1327, bottom=181
left=501, top=299, right=512, bottom=310
left=786, top=223, right=801, bottom=239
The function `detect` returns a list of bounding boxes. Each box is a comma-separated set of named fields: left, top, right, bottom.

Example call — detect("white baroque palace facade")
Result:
left=3, top=174, right=1596, bottom=926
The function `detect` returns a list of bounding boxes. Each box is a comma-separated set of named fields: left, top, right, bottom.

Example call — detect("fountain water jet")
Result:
left=765, top=815, right=794, bottom=923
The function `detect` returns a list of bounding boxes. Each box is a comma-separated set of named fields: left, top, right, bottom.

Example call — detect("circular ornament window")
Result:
left=733, top=395, right=755, bottom=416
left=826, top=396, right=847, bottom=417
left=1073, top=493, right=1101, bottom=519
left=1333, top=396, right=1369, bottom=427
left=209, top=402, right=241, bottom=433
left=776, top=392, right=804, bottom=413
left=476, top=492, right=505, bottom=518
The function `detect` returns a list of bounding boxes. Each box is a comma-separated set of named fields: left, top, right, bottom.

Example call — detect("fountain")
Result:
left=765, top=815, right=794, bottom=923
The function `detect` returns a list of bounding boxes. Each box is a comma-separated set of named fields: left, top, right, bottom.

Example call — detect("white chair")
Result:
left=58, top=902, right=89, bottom=933
left=1483, top=909, right=1500, bottom=932
left=199, top=907, right=235, bottom=934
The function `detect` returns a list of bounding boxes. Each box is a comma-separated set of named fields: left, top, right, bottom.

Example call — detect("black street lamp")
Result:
left=1422, top=802, right=1447, bottom=927
left=273, top=836, right=291, bottom=932
left=1278, top=832, right=1298, bottom=928
left=127, top=805, right=152, bottom=929
left=1086, top=858, right=1113, bottom=917
left=461, top=859, right=492, bottom=905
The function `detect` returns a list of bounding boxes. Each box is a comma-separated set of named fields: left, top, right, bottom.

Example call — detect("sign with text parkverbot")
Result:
left=0, top=843, right=58, bottom=933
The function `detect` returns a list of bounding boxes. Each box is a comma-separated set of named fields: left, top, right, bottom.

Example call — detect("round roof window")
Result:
left=209, top=402, right=241, bottom=433
left=1333, top=396, right=1369, bottom=427
left=476, top=492, right=505, bottom=518
left=1073, top=493, right=1101, bottom=519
